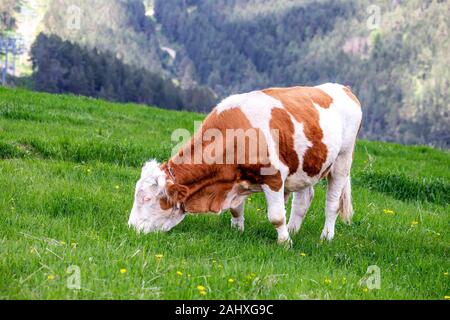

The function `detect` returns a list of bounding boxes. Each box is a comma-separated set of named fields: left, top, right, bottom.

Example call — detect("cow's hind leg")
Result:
left=287, top=186, right=314, bottom=235
left=230, top=201, right=245, bottom=232
left=262, top=185, right=292, bottom=247
left=321, top=152, right=354, bottom=241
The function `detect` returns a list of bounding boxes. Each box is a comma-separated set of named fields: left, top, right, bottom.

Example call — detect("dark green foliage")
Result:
left=154, top=0, right=449, bottom=148
left=42, top=0, right=164, bottom=74
left=156, top=0, right=353, bottom=92
left=30, top=33, right=214, bottom=111
left=356, top=171, right=450, bottom=206
left=32, top=0, right=217, bottom=112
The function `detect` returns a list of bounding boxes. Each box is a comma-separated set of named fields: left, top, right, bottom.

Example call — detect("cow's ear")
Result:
left=167, top=183, right=189, bottom=202
left=159, top=197, right=173, bottom=210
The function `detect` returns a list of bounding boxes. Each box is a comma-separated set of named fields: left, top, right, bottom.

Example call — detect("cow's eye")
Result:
left=137, top=190, right=152, bottom=204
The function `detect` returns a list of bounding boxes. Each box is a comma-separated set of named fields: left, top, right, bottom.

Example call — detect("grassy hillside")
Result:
left=0, top=87, right=449, bottom=299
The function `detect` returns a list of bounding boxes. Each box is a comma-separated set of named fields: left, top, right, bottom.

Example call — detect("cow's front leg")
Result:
left=262, top=185, right=292, bottom=247
left=230, top=201, right=245, bottom=232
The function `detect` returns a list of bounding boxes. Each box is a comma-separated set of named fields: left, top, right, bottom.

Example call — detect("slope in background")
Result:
left=1, top=0, right=449, bottom=147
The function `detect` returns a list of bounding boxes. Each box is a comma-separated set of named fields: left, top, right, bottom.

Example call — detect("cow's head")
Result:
left=128, top=160, right=186, bottom=233
left=129, top=161, right=259, bottom=233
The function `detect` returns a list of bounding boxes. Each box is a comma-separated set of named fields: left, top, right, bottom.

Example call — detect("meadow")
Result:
left=0, top=87, right=449, bottom=299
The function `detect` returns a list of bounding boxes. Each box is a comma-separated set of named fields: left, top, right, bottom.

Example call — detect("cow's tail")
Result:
left=338, top=176, right=353, bottom=224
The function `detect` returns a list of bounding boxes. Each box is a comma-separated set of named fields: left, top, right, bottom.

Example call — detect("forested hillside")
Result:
left=155, top=0, right=450, bottom=147
left=27, top=0, right=217, bottom=111
left=42, top=0, right=165, bottom=75
left=2, top=0, right=449, bottom=147
left=31, top=34, right=186, bottom=109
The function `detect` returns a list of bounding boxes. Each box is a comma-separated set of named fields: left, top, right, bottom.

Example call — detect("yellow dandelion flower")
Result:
left=444, top=272, right=449, bottom=277
left=228, top=278, right=235, bottom=283
left=176, top=271, right=183, bottom=276
left=300, top=252, right=307, bottom=257
left=199, top=290, right=207, bottom=296
left=115, top=185, right=120, bottom=190
left=188, top=274, right=191, bottom=278
left=383, top=209, right=394, bottom=214
left=246, top=273, right=256, bottom=280
left=363, top=288, right=369, bottom=293
left=444, top=296, right=450, bottom=300
left=47, top=275, right=55, bottom=280
left=120, top=268, right=127, bottom=274
left=87, top=169, right=91, bottom=173
left=155, top=254, right=163, bottom=259
left=197, top=285, right=206, bottom=291
left=324, top=278, right=332, bottom=285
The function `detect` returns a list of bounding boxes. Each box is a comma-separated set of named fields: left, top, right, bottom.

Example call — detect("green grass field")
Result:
left=0, top=87, right=449, bottom=299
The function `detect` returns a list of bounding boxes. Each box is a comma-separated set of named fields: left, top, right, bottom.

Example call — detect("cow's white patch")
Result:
left=128, top=160, right=185, bottom=233
left=315, top=83, right=362, bottom=153
left=314, top=101, right=342, bottom=171
left=217, top=90, right=289, bottom=178
left=216, top=90, right=282, bottom=114
left=284, top=119, right=315, bottom=190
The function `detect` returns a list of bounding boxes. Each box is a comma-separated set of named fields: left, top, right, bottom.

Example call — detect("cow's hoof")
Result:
left=278, top=236, right=293, bottom=249
left=287, top=221, right=302, bottom=235
left=231, top=217, right=244, bottom=232
left=320, top=228, right=335, bottom=242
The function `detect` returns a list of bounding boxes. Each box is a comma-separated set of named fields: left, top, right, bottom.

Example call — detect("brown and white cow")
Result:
left=128, top=83, right=362, bottom=246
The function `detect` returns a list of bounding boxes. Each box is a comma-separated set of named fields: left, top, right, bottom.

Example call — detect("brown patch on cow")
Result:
left=343, top=86, right=361, bottom=107
left=263, top=87, right=329, bottom=177
left=184, top=182, right=235, bottom=213
left=270, top=108, right=299, bottom=175
left=265, top=87, right=333, bottom=108
left=309, top=87, right=333, bottom=108
left=159, top=197, right=173, bottom=210
left=270, top=216, right=285, bottom=228
left=165, top=107, right=283, bottom=213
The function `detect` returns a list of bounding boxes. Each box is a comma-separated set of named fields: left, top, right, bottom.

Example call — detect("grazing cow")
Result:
left=128, top=83, right=362, bottom=246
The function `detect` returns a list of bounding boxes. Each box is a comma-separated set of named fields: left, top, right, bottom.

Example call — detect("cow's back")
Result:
left=214, top=83, right=362, bottom=191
